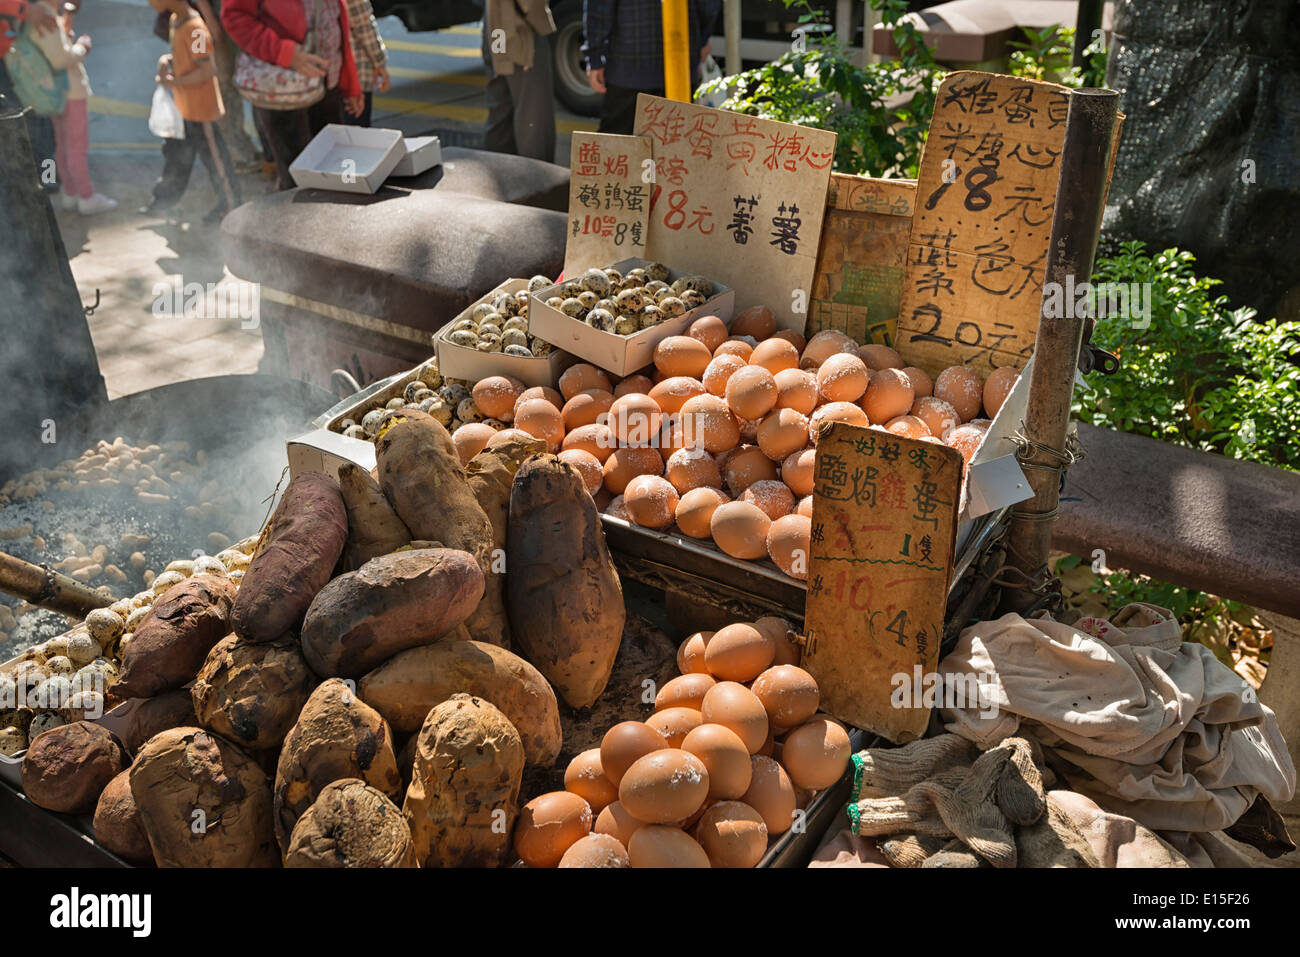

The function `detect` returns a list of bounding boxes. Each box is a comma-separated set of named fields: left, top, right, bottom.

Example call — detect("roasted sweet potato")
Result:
left=232, top=472, right=348, bottom=643
left=285, top=779, right=416, bottom=868
left=403, top=694, right=523, bottom=867
left=130, top=727, right=279, bottom=867
left=358, top=639, right=561, bottom=765
left=466, top=434, right=546, bottom=557
left=122, top=689, right=197, bottom=755
left=300, top=548, right=484, bottom=679
left=338, top=462, right=410, bottom=571
left=115, top=575, right=237, bottom=698
left=191, top=635, right=316, bottom=751
left=506, top=455, right=625, bottom=708
left=21, top=720, right=126, bottom=813
left=93, top=770, right=153, bottom=863
left=274, top=678, right=403, bottom=851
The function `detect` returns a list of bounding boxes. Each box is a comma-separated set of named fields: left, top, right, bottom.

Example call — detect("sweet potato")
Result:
left=93, top=769, right=153, bottom=863
left=114, top=575, right=236, bottom=698
left=300, top=548, right=484, bottom=679
left=191, top=635, right=316, bottom=751
left=274, top=678, right=403, bottom=851
left=403, top=694, right=523, bottom=867
left=358, top=639, right=561, bottom=765
left=338, top=462, right=410, bottom=571
left=122, top=689, right=197, bottom=755
left=466, top=435, right=547, bottom=556
left=375, top=410, right=507, bottom=648
left=130, top=727, right=279, bottom=868
left=21, top=720, right=126, bottom=813
left=506, top=455, right=625, bottom=708
left=285, top=779, right=415, bottom=868
left=232, top=471, right=348, bottom=643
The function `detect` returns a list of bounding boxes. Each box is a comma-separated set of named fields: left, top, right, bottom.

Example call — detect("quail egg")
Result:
left=385, top=397, right=407, bottom=410
left=681, top=289, right=706, bottom=309
left=504, top=344, right=533, bottom=357
left=581, top=267, right=612, bottom=297
left=528, top=274, right=553, bottom=292
left=577, top=290, right=599, bottom=310
left=614, top=315, right=640, bottom=336
left=421, top=395, right=453, bottom=426
left=616, top=288, right=646, bottom=312
left=604, top=267, right=623, bottom=284
left=0, top=726, right=25, bottom=757
left=659, top=296, right=687, bottom=318
left=530, top=338, right=553, bottom=357
left=403, top=380, right=429, bottom=403
left=546, top=296, right=565, bottom=309
left=472, top=303, right=496, bottom=322
left=587, top=307, right=616, bottom=331
left=560, top=297, right=587, bottom=318
left=28, top=711, right=65, bottom=740
left=646, top=261, right=670, bottom=282
left=457, top=397, right=487, bottom=423
left=492, top=294, right=519, bottom=318
left=361, top=408, right=386, bottom=434
left=476, top=333, right=502, bottom=353
left=502, top=328, right=530, bottom=349
left=503, top=316, right=530, bottom=333
left=439, top=383, right=472, bottom=406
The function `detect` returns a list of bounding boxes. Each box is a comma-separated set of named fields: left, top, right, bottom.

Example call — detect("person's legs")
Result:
left=598, top=84, right=650, bottom=135
left=194, top=119, right=241, bottom=215
left=255, top=105, right=311, bottom=190
left=307, top=87, right=345, bottom=135
left=480, top=26, right=517, bottom=154
left=150, top=133, right=198, bottom=208
left=341, top=91, right=374, bottom=127
left=506, top=33, right=556, bottom=162
left=51, top=100, right=93, bottom=199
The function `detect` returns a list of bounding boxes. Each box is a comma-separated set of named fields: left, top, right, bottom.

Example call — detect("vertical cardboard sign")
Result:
left=894, top=72, right=1071, bottom=378
left=632, top=94, right=837, bottom=331
left=802, top=422, right=962, bottom=743
left=564, top=133, right=654, bottom=277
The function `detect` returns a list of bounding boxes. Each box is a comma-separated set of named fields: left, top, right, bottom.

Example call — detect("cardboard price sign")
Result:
left=802, top=422, right=962, bottom=743
left=564, top=133, right=653, bottom=277
left=895, top=72, right=1070, bottom=378
left=632, top=94, right=836, bottom=331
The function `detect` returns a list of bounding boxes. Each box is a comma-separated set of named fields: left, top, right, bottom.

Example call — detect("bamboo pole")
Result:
left=0, top=551, right=114, bottom=618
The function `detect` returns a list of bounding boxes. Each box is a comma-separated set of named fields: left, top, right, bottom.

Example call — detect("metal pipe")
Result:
left=661, top=0, right=692, bottom=101
left=1000, top=88, right=1119, bottom=615
left=0, top=551, right=114, bottom=618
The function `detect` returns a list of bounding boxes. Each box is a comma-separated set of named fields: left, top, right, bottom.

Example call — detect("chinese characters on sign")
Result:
left=895, top=72, right=1071, bottom=377
left=802, top=422, right=962, bottom=743
left=633, top=95, right=836, bottom=331
left=564, top=133, right=653, bottom=277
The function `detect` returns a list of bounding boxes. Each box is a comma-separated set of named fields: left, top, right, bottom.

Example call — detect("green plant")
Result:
left=1008, top=25, right=1108, bottom=88
left=1075, top=241, right=1300, bottom=472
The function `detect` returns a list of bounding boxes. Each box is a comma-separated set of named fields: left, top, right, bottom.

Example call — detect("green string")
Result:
left=849, top=751, right=865, bottom=805
left=847, top=800, right=861, bottom=835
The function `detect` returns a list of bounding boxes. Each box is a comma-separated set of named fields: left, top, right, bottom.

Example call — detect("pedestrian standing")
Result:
left=341, top=0, right=386, bottom=127
left=0, top=0, right=59, bottom=185
left=480, top=0, right=556, bottom=163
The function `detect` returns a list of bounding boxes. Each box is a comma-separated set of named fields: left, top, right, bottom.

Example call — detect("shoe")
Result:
left=77, top=193, right=118, bottom=215
left=139, top=196, right=177, bottom=216
left=60, top=192, right=78, bottom=211
left=202, top=204, right=228, bottom=224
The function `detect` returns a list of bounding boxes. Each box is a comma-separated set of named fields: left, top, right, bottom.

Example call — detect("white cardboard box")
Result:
left=390, top=135, right=442, bottom=177
left=290, top=124, right=403, bottom=194
left=434, top=279, right=576, bottom=388
left=286, top=428, right=376, bottom=480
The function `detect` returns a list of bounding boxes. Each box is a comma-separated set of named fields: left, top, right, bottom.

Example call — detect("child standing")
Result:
left=342, top=0, right=387, bottom=127
left=147, top=0, right=241, bottom=222
left=29, top=0, right=116, bottom=213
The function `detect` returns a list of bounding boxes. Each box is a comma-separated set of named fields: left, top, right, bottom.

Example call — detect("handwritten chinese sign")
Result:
left=633, top=94, right=836, bottom=332
left=809, top=174, right=916, bottom=345
left=564, top=133, right=652, bottom=277
left=895, top=72, right=1070, bottom=378
left=802, top=422, right=962, bottom=743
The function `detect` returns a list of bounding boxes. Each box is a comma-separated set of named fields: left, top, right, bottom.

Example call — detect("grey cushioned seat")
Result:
left=389, top=146, right=570, bottom=210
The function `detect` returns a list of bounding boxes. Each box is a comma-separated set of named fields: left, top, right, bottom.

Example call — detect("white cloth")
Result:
left=938, top=603, right=1296, bottom=832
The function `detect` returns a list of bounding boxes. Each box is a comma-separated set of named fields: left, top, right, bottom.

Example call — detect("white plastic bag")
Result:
left=148, top=84, right=184, bottom=139
left=694, top=55, right=727, bottom=108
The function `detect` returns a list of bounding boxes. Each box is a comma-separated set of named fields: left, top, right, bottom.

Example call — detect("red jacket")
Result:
left=222, top=0, right=360, bottom=98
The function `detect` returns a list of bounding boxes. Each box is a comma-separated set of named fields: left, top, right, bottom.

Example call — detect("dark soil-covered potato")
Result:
left=285, top=779, right=416, bottom=868
left=130, top=727, right=280, bottom=867
left=21, top=720, right=126, bottom=813
left=403, top=694, right=523, bottom=867
left=358, top=639, right=561, bottom=765
left=114, top=575, right=237, bottom=698
left=122, top=689, right=198, bottom=755
left=300, top=548, right=484, bottom=679
left=274, top=678, right=403, bottom=852
left=191, top=635, right=316, bottom=751
left=506, top=455, right=625, bottom=708
left=93, top=769, right=153, bottom=863
left=232, top=471, right=348, bottom=643
left=338, top=462, right=411, bottom=571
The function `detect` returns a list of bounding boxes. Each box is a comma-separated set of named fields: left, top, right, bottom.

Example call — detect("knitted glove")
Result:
left=915, top=744, right=1019, bottom=868
left=922, top=839, right=988, bottom=868
left=877, top=833, right=948, bottom=868
left=995, top=736, right=1047, bottom=826
left=850, top=734, right=978, bottom=799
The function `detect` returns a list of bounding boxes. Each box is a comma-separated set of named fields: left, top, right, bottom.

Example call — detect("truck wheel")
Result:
left=551, top=0, right=602, bottom=117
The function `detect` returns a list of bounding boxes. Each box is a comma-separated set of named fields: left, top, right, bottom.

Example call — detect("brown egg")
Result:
left=983, top=366, right=1019, bottom=417
left=800, top=329, right=857, bottom=369
left=771, top=328, right=806, bottom=352
left=608, top=393, right=663, bottom=446
left=741, top=755, right=796, bottom=835
left=750, top=338, right=800, bottom=375
left=694, top=800, right=768, bottom=868
left=687, top=314, right=729, bottom=352
left=649, top=376, right=706, bottom=415
left=600, top=721, right=669, bottom=787
left=911, top=396, right=960, bottom=439
left=646, top=707, right=704, bottom=748
left=795, top=495, right=813, bottom=518
left=681, top=723, right=753, bottom=800
left=623, top=474, right=679, bottom=529
left=731, top=305, right=777, bottom=340
left=756, top=408, right=810, bottom=462
left=558, top=832, right=630, bottom=868
left=934, top=365, right=984, bottom=422
left=655, top=673, right=716, bottom=712
left=704, top=623, right=776, bottom=682
left=654, top=335, right=712, bottom=380
left=675, top=486, right=729, bottom=539
left=753, top=617, right=800, bottom=666
left=713, top=338, right=754, bottom=362
left=701, top=681, right=769, bottom=753
left=614, top=374, right=655, bottom=398
left=809, top=401, right=869, bottom=444
left=701, top=353, right=747, bottom=397
left=781, top=716, right=851, bottom=790
left=594, top=800, right=647, bottom=848
left=605, top=494, right=630, bottom=520
left=561, top=388, right=615, bottom=431
left=901, top=366, right=933, bottom=398
left=513, top=791, right=593, bottom=867
left=488, top=427, right=540, bottom=449
left=766, top=513, right=811, bottom=580
left=627, top=825, right=710, bottom=868
left=780, top=448, right=816, bottom=497
left=885, top=415, right=931, bottom=440
left=944, top=423, right=986, bottom=467
left=816, top=353, right=871, bottom=403
left=559, top=364, right=614, bottom=402
left=751, top=665, right=820, bottom=730
left=861, top=367, right=915, bottom=425
left=857, top=343, right=904, bottom=371
left=514, top=398, right=565, bottom=452
left=722, top=445, right=779, bottom=496
left=602, top=445, right=664, bottom=495
left=756, top=725, right=776, bottom=757
left=678, top=393, right=740, bottom=453
left=451, top=423, right=496, bottom=465
left=709, top=501, right=770, bottom=559
left=565, top=748, right=619, bottom=813
left=514, top=385, right=564, bottom=416
left=562, top=422, right=616, bottom=463
left=741, top=479, right=795, bottom=521
left=558, top=449, right=604, bottom=495
left=472, top=375, right=525, bottom=420
left=772, top=368, right=818, bottom=415
left=677, top=631, right=712, bottom=674
left=618, top=749, right=710, bottom=824
left=724, top=366, right=778, bottom=421
left=664, top=446, right=722, bottom=494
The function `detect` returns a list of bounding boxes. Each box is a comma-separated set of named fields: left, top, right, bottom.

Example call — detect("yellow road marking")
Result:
left=89, top=142, right=158, bottom=150
left=384, top=38, right=480, bottom=58
left=88, top=95, right=149, bottom=119
left=372, top=95, right=597, bottom=136
left=445, top=24, right=481, bottom=36
left=386, top=65, right=487, bottom=86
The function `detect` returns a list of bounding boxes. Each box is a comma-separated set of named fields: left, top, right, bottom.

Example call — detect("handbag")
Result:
left=234, top=0, right=325, bottom=110
left=3, top=25, right=69, bottom=116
